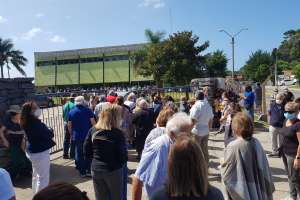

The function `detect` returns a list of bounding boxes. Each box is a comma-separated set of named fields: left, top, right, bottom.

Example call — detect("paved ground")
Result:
left=14, top=129, right=290, bottom=200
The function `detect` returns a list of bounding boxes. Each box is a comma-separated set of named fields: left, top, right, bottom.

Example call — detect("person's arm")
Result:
left=294, top=132, right=300, bottom=169
left=83, top=129, right=93, bottom=159
left=68, top=121, right=72, bottom=141
left=90, top=118, right=96, bottom=126
left=0, top=126, right=9, bottom=148
left=132, top=177, right=143, bottom=200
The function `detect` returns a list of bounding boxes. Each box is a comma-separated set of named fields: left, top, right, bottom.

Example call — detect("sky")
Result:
left=0, top=0, right=300, bottom=78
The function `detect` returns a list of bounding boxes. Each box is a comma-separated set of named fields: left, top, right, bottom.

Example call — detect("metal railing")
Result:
left=40, top=106, right=64, bottom=154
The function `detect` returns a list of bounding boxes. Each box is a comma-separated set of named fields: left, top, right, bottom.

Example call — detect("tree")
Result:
left=241, top=50, right=273, bottom=82
left=205, top=50, right=228, bottom=77
left=144, top=29, right=165, bottom=44
left=277, top=29, right=300, bottom=62
left=132, top=31, right=209, bottom=86
left=0, top=38, right=27, bottom=78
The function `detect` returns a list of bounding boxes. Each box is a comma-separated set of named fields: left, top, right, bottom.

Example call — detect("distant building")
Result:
left=34, top=43, right=152, bottom=87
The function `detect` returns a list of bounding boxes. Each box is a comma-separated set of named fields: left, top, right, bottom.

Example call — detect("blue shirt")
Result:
left=0, top=168, right=15, bottom=200
left=68, top=105, right=94, bottom=141
left=135, top=134, right=173, bottom=197
left=244, top=91, right=255, bottom=106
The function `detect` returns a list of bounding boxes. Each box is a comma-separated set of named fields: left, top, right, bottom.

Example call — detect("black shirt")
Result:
left=132, top=109, right=154, bottom=137
left=84, top=127, right=127, bottom=172
left=3, top=118, right=24, bottom=147
left=150, top=186, right=224, bottom=200
left=281, top=119, right=300, bottom=156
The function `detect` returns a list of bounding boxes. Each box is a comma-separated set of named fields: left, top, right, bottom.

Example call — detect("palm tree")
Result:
left=0, top=38, right=27, bottom=78
left=144, top=29, right=165, bottom=44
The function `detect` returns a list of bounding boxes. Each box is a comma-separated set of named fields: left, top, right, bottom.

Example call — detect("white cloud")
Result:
left=21, top=27, right=42, bottom=40
left=0, top=16, right=8, bottom=23
left=50, top=35, right=66, bottom=43
left=35, top=13, right=45, bottom=18
left=139, top=0, right=165, bottom=8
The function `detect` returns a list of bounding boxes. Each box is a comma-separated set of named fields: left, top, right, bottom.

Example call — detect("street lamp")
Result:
left=219, top=28, right=248, bottom=77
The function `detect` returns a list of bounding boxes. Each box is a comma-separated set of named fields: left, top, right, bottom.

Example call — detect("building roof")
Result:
left=34, top=43, right=146, bottom=60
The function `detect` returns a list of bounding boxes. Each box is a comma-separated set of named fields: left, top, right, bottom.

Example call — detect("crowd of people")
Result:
left=0, top=84, right=299, bottom=200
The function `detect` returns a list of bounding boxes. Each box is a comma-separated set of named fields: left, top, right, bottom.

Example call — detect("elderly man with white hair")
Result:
left=124, top=92, right=136, bottom=111
left=132, top=99, right=154, bottom=160
left=68, top=96, right=96, bottom=177
left=132, top=112, right=193, bottom=199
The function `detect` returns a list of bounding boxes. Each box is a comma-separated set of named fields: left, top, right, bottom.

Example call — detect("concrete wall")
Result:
left=0, top=78, right=35, bottom=123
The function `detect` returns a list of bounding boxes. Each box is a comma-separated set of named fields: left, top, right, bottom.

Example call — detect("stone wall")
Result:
left=0, top=78, right=35, bottom=123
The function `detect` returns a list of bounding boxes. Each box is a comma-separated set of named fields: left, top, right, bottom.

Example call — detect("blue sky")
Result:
left=0, top=0, right=300, bottom=77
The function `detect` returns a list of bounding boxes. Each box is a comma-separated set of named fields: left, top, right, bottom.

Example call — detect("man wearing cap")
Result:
left=68, top=96, right=96, bottom=177
left=189, top=91, right=213, bottom=164
left=62, top=94, right=75, bottom=159
left=0, top=105, right=31, bottom=179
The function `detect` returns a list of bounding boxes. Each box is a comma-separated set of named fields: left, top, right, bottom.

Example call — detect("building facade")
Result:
left=34, top=43, right=152, bottom=87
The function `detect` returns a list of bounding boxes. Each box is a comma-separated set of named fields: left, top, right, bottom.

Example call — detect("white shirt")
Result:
left=124, top=100, right=135, bottom=111
left=190, top=100, right=213, bottom=136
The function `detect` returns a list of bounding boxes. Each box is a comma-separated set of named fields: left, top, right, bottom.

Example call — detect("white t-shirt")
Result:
left=124, top=100, right=136, bottom=111
left=0, top=168, right=15, bottom=200
left=190, top=100, right=213, bottom=136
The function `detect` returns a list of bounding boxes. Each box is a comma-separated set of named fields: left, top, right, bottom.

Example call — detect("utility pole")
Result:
left=274, top=48, right=278, bottom=90
left=220, top=28, right=248, bottom=77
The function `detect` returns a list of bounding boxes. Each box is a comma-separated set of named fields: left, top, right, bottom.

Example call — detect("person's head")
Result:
left=99, top=95, right=106, bottom=103
left=167, top=136, right=209, bottom=197
left=6, top=105, right=21, bottom=122
left=295, top=97, right=300, bottom=104
left=164, top=101, right=178, bottom=112
left=229, top=102, right=242, bottom=115
left=257, top=82, right=261, bottom=87
left=137, top=99, right=149, bottom=110
left=195, top=91, right=204, bottom=101
left=232, top=112, right=253, bottom=139
left=32, top=182, right=89, bottom=200
left=188, top=98, right=196, bottom=107
left=127, top=92, right=136, bottom=102
left=74, top=96, right=85, bottom=106
left=20, top=101, right=41, bottom=128
left=156, top=108, right=175, bottom=127
left=166, top=112, right=193, bottom=141
left=284, top=102, right=299, bottom=121
left=70, top=93, right=76, bottom=103
left=95, top=104, right=121, bottom=130
left=275, top=93, right=285, bottom=105
left=115, top=96, right=124, bottom=106
left=154, top=95, right=162, bottom=104
left=245, top=85, right=252, bottom=92
left=221, top=91, right=229, bottom=100
left=165, top=95, right=174, bottom=103
left=203, top=87, right=209, bottom=97
left=180, top=96, right=187, bottom=102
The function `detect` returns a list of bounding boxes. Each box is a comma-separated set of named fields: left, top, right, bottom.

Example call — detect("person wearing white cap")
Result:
left=68, top=96, right=96, bottom=177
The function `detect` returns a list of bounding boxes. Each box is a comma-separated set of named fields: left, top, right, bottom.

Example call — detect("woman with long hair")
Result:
left=83, top=104, right=127, bottom=200
left=151, top=136, right=224, bottom=200
left=20, top=101, right=56, bottom=194
left=221, top=112, right=274, bottom=200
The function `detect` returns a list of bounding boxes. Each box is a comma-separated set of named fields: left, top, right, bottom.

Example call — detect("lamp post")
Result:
left=219, top=28, right=248, bottom=77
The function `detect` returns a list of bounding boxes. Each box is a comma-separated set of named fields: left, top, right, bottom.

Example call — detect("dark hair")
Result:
left=165, top=95, right=174, bottom=102
left=32, top=182, right=89, bottom=200
left=167, top=136, right=209, bottom=197
left=257, top=83, right=260, bottom=86
left=195, top=91, right=204, bottom=100
left=116, top=96, right=124, bottom=106
left=20, top=101, right=36, bottom=129
left=245, top=85, right=252, bottom=92
left=232, top=112, right=253, bottom=139
left=295, top=97, right=300, bottom=104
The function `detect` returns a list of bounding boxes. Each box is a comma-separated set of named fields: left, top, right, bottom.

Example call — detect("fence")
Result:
left=40, top=106, right=64, bottom=154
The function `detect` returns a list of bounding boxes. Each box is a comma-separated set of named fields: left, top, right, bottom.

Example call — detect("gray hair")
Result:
left=75, top=96, right=85, bottom=105
left=127, top=92, right=136, bottom=101
left=166, top=112, right=193, bottom=136
left=276, top=93, right=285, bottom=101
left=137, top=99, right=149, bottom=109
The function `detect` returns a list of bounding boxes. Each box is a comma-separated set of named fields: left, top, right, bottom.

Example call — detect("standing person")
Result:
left=279, top=102, right=300, bottom=200
left=152, top=95, right=163, bottom=122
left=150, top=136, right=224, bottom=200
left=94, top=95, right=109, bottom=121
left=0, top=168, right=16, bottom=200
left=68, top=96, right=96, bottom=177
left=190, top=91, right=214, bottom=164
left=132, top=99, right=154, bottom=160
left=20, top=101, right=56, bottom=194
left=221, top=112, right=275, bottom=200
left=242, top=85, right=255, bottom=121
left=89, top=95, right=99, bottom=112
left=132, top=113, right=193, bottom=199
left=283, top=87, right=295, bottom=104
left=268, top=93, right=285, bottom=157
left=84, top=104, right=127, bottom=200
left=62, top=95, right=75, bottom=159
left=255, top=83, right=262, bottom=114
left=179, top=96, right=189, bottom=114
left=124, top=92, right=136, bottom=112
left=0, top=105, right=31, bottom=180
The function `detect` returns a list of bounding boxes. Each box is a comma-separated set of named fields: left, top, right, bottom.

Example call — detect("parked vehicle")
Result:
left=278, top=79, right=297, bottom=86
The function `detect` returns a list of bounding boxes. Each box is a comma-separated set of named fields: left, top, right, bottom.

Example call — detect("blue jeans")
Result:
left=63, top=122, right=75, bottom=158
left=75, top=140, right=91, bottom=175
left=245, top=106, right=254, bottom=121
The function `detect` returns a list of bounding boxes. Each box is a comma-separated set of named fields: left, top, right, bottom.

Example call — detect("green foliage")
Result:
left=277, top=29, right=300, bottom=62
left=241, top=50, right=273, bottom=82
left=292, top=64, right=300, bottom=85
left=205, top=50, right=227, bottom=77
left=132, top=30, right=210, bottom=86
left=0, top=38, right=27, bottom=78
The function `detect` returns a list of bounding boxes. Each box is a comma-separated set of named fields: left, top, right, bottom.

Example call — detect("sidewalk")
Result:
left=14, top=131, right=289, bottom=200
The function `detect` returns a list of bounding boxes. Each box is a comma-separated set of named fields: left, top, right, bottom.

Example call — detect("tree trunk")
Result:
left=0, top=65, right=4, bottom=78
